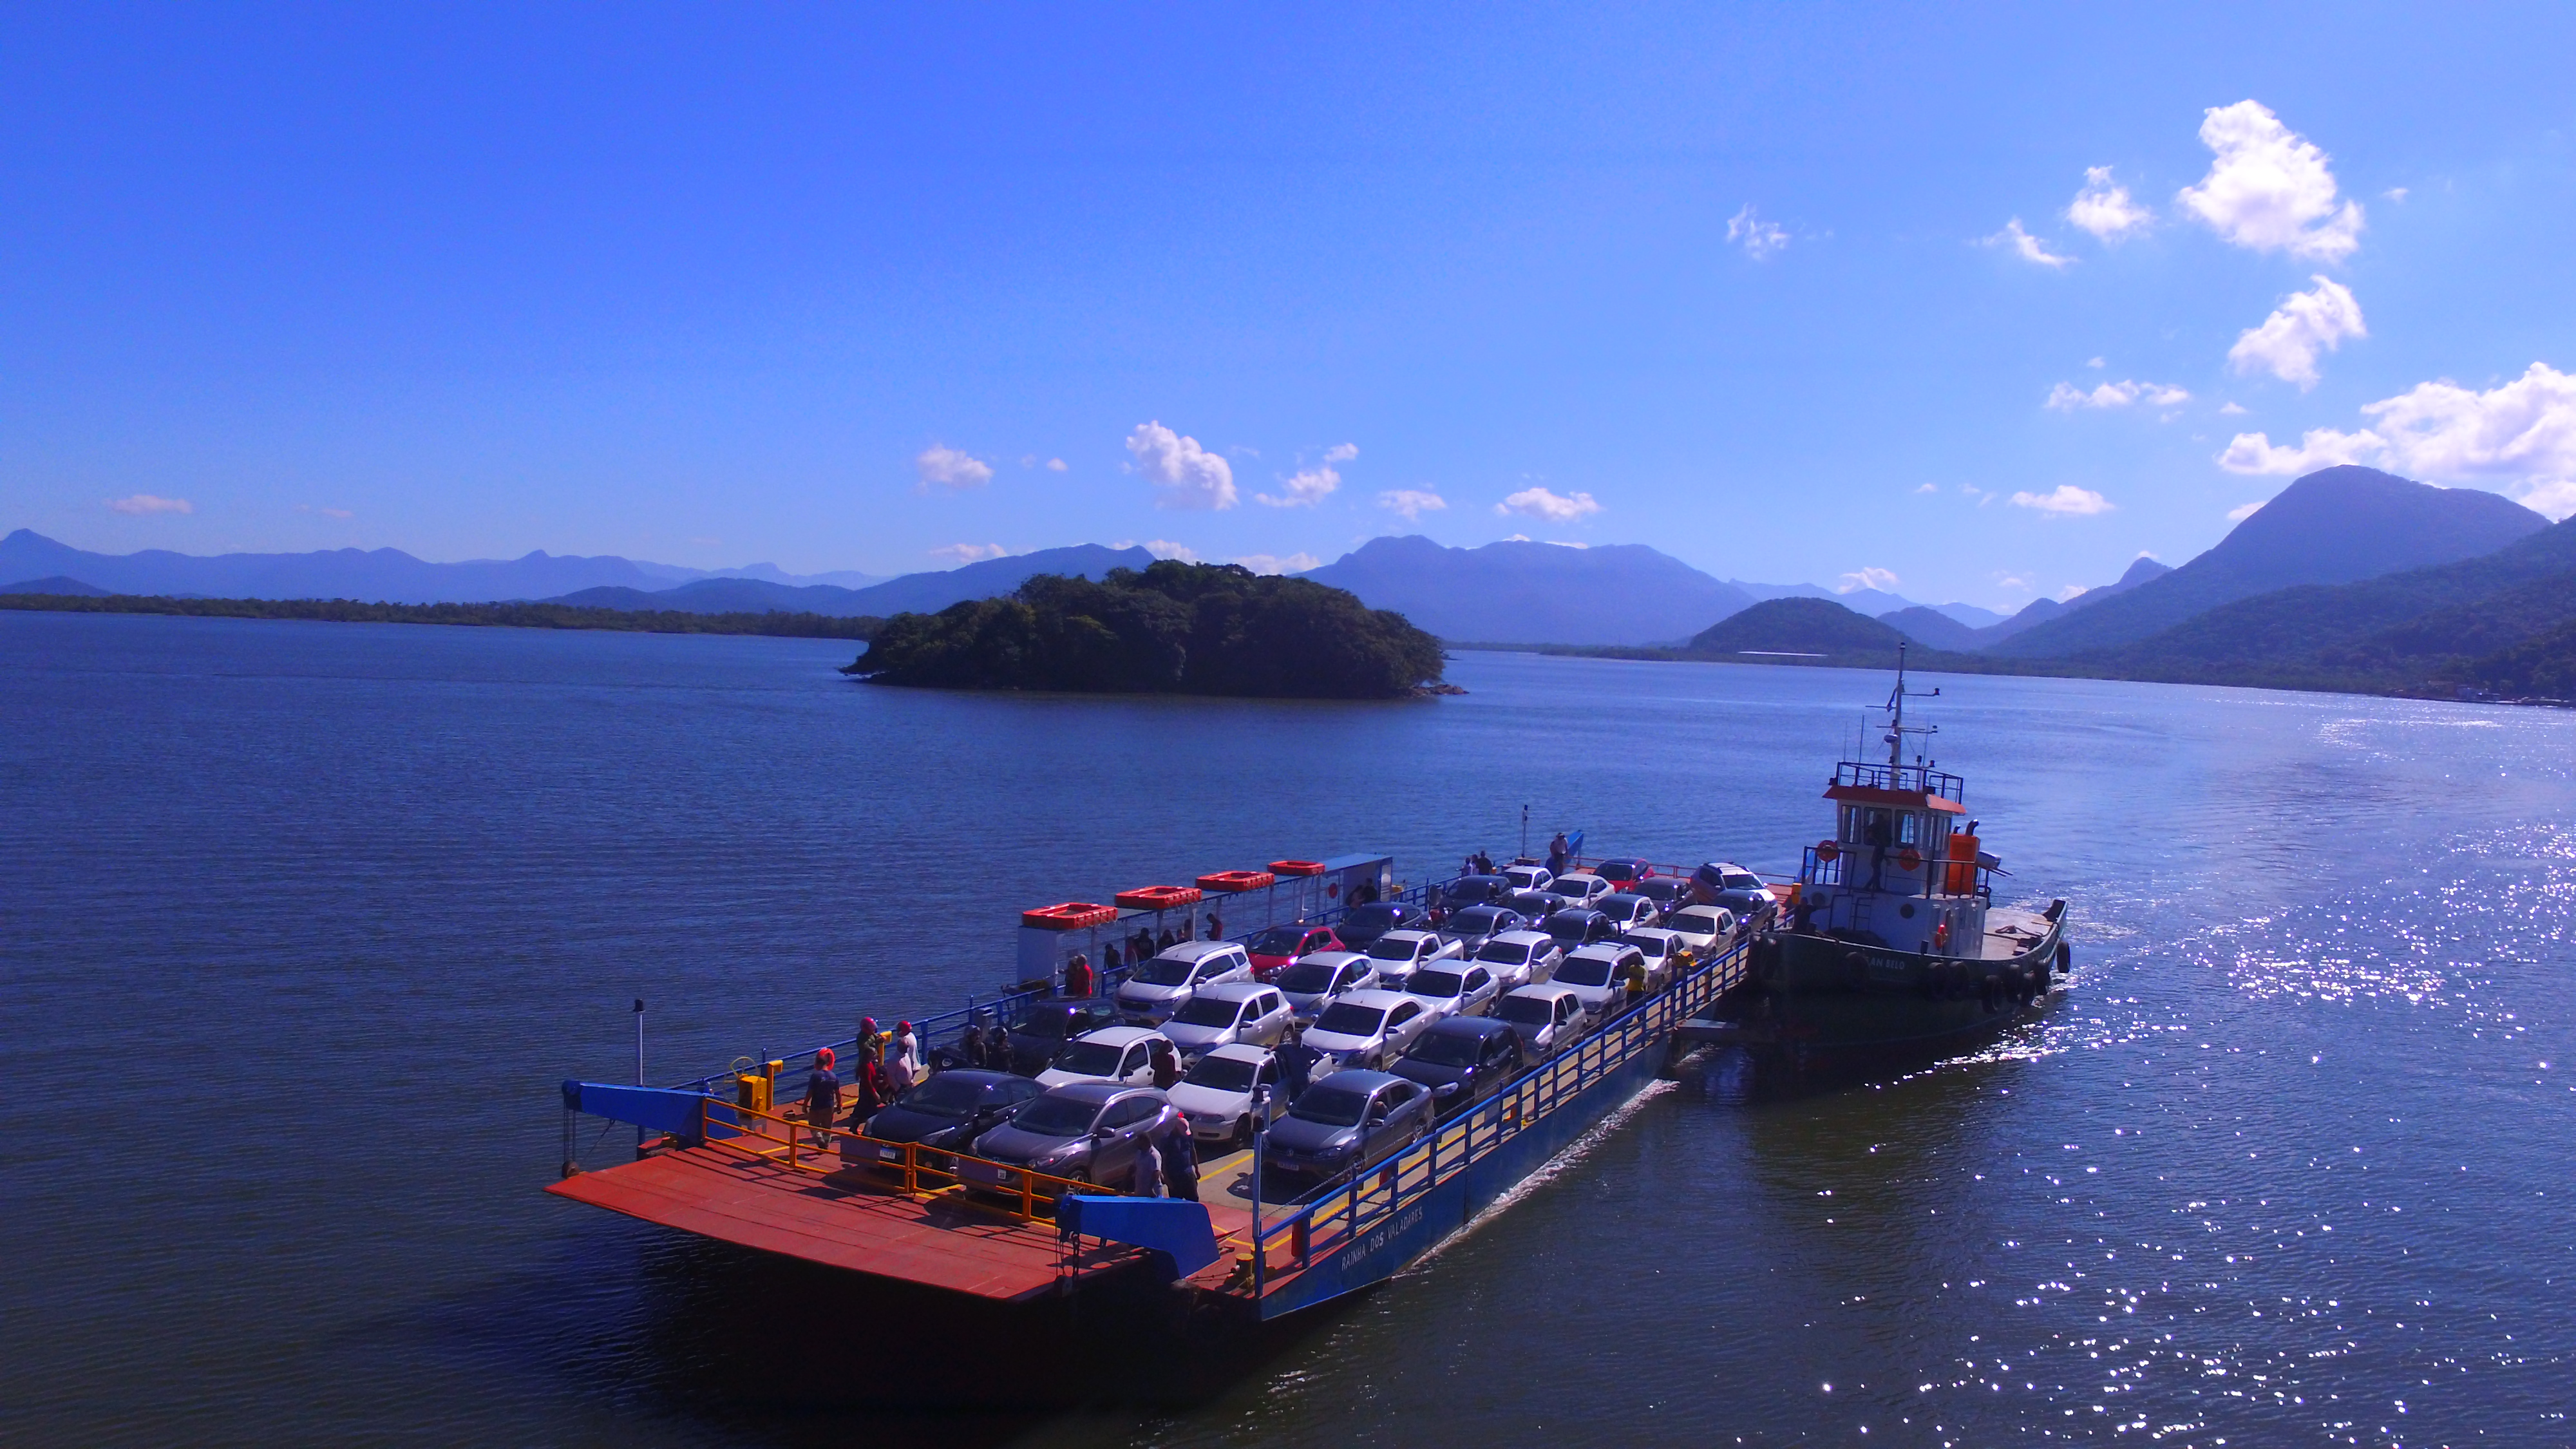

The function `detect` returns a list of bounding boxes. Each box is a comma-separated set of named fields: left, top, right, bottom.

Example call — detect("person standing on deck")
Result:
left=1157, top=925, right=1178, bottom=952
left=1206, top=912, right=1223, bottom=941
left=1276, top=1025, right=1316, bottom=1102
left=1131, top=1131, right=1165, bottom=1198
left=1548, top=831, right=1570, bottom=876
left=1160, top=1119, right=1200, bottom=1202
left=1101, top=942, right=1122, bottom=974
left=1063, top=952, right=1095, bottom=998
left=801, top=1048, right=840, bottom=1148
left=886, top=1021, right=922, bottom=1094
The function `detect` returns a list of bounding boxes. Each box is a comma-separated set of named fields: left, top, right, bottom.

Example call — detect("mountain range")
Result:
left=546, top=544, right=1157, bottom=619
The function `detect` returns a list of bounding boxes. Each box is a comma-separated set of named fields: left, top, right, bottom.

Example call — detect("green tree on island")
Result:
left=844, top=560, right=1448, bottom=699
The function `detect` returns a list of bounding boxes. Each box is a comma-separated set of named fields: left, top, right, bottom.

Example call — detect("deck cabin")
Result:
left=1795, top=760, right=1993, bottom=958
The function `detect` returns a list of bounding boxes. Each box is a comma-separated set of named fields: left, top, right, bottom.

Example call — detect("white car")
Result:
left=1400, top=962, right=1502, bottom=1019
left=1501, top=862, right=1555, bottom=893
left=1473, top=929, right=1563, bottom=990
left=1663, top=904, right=1736, bottom=956
left=1363, top=928, right=1463, bottom=983
left=1551, top=943, right=1649, bottom=1020
left=1036, top=1025, right=1180, bottom=1090
left=1595, top=893, right=1660, bottom=933
left=1548, top=873, right=1615, bottom=909
left=1115, top=940, right=1254, bottom=1025
left=1493, top=983, right=1589, bottom=1058
left=1166, top=1043, right=1287, bottom=1148
left=1300, top=989, right=1435, bottom=1075
left=1618, top=927, right=1689, bottom=989
left=1273, top=951, right=1379, bottom=1022
left=1160, top=981, right=1294, bottom=1060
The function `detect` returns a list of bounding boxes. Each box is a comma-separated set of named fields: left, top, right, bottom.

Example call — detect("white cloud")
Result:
left=1256, top=442, right=1356, bottom=508
left=1836, top=567, right=1901, bottom=593
left=2067, top=166, right=2152, bottom=242
left=2219, top=401, right=2249, bottom=416
left=928, top=542, right=1009, bottom=565
left=1546, top=540, right=1589, bottom=549
left=1913, top=482, right=1938, bottom=495
left=2045, top=379, right=2192, bottom=411
left=2213, top=426, right=2383, bottom=475
left=1495, top=486, right=1602, bottom=523
left=1231, top=552, right=1321, bottom=575
left=1376, top=489, right=1448, bottom=520
left=2226, top=500, right=2268, bottom=522
left=1726, top=204, right=1789, bottom=260
left=1501, top=533, right=1531, bottom=542
left=2228, top=276, right=2365, bottom=388
left=1983, top=218, right=2074, bottom=269
left=1126, top=422, right=1238, bottom=510
left=2177, top=100, right=2365, bottom=262
left=2054, top=584, right=2091, bottom=602
left=1993, top=573, right=2034, bottom=592
left=106, top=493, right=192, bottom=515
left=1046, top=457, right=1067, bottom=471
left=2085, top=356, right=2106, bottom=369
left=2383, top=186, right=2409, bottom=204
left=914, top=443, right=994, bottom=491
left=1142, top=540, right=1199, bottom=562
left=2008, top=485, right=2116, bottom=516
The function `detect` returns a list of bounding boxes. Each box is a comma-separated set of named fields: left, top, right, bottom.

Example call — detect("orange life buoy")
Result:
left=1897, top=846, right=1924, bottom=873
left=1815, top=840, right=1840, bottom=862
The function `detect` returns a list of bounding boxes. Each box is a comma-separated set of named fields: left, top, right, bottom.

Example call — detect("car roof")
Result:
left=1155, top=940, right=1242, bottom=961
left=1672, top=903, right=1728, bottom=918
left=1377, top=927, right=1439, bottom=941
left=1557, top=871, right=1606, bottom=882
left=1302, top=1068, right=1403, bottom=1094
left=1039, top=1080, right=1159, bottom=1106
left=1567, top=942, right=1640, bottom=961
left=1326, top=988, right=1413, bottom=1009
left=1601, top=891, right=1651, bottom=905
left=1195, top=980, right=1276, bottom=1003
left=1546, top=907, right=1605, bottom=922
left=1074, top=1025, right=1169, bottom=1046
left=1291, top=950, right=1367, bottom=968
left=1505, top=983, right=1581, bottom=1002
left=1624, top=926, right=1681, bottom=942
left=1487, top=929, right=1555, bottom=945
left=1202, top=1043, right=1274, bottom=1064
left=1419, top=1014, right=1513, bottom=1041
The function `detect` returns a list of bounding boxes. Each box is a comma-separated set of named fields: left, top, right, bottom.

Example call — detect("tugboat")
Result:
left=1694, top=647, right=2071, bottom=1069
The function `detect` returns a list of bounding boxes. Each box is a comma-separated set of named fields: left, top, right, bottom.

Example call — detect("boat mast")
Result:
left=1884, top=642, right=1939, bottom=772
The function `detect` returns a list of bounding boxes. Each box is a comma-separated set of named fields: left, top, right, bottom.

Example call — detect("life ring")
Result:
left=1897, top=847, right=1924, bottom=873
left=1815, top=840, right=1840, bottom=863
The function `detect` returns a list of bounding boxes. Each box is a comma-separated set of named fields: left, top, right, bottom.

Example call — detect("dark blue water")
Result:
left=5, top=612, right=2571, bottom=1447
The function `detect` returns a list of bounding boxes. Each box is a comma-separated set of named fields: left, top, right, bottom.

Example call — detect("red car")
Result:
left=1247, top=923, right=1344, bottom=978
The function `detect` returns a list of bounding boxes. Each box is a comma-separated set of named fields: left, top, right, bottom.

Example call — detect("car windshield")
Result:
left=1556, top=958, right=1614, bottom=987
left=1723, top=873, right=1763, bottom=891
left=1675, top=909, right=1723, bottom=931
left=1274, top=962, right=1343, bottom=994
left=1052, top=1041, right=1127, bottom=1075
left=1290, top=1086, right=1372, bottom=1127
left=1171, top=997, right=1241, bottom=1028
left=1625, top=936, right=1667, bottom=958
left=1366, top=938, right=1418, bottom=961
left=1547, top=916, right=1593, bottom=942
left=898, top=1076, right=989, bottom=1115
left=1344, top=905, right=1404, bottom=933
left=1131, top=958, right=1195, bottom=987
left=1247, top=926, right=1307, bottom=954
left=1184, top=1055, right=1260, bottom=1092
left=1407, top=971, right=1464, bottom=998
left=1451, top=908, right=1504, bottom=931
left=1405, top=1032, right=1484, bottom=1068
left=1476, top=940, right=1530, bottom=965
left=1497, top=996, right=1555, bottom=1025
left=1312, top=1002, right=1387, bottom=1037
left=1009, top=1097, right=1098, bottom=1137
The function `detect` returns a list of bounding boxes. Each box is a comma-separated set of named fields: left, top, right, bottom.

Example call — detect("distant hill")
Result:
left=1992, top=468, right=2548, bottom=658
left=1728, top=579, right=1920, bottom=616
left=1302, top=536, right=1755, bottom=645
left=1941, top=555, right=2175, bottom=649
left=547, top=544, right=1159, bottom=618
left=0, top=529, right=884, bottom=604
left=1877, top=606, right=1984, bottom=650
left=1685, top=597, right=1913, bottom=662
left=1, top=575, right=109, bottom=596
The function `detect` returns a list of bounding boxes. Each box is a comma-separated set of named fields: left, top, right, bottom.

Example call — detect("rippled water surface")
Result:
left=5, top=612, right=2572, bottom=1447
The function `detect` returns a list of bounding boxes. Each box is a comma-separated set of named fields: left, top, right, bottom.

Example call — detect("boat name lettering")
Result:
left=1339, top=1204, right=1426, bottom=1271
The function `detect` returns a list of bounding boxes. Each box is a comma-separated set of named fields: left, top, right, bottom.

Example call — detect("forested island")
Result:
left=844, top=560, right=1450, bottom=699
left=0, top=590, right=883, bottom=640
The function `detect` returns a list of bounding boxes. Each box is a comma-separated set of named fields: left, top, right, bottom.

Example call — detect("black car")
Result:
left=1543, top=907, right=1618, bottom=947
left=1259, top=1070, right=1435, bottom=1193
left=1437, top=904, right=1526, bottom=954
left=1694, top=862, right=1780, bottom=931
left=1005, top=998, right=1122, bottom=1074
left=1437, top=875, right=1515, bottom=911
left=1389, top=1017, right=1527, bottom=1114
left=1500, top=888, right=1565, bottom=920
left=858, top=1070, right=1043, bottom=1171
left=1631, top=877, right=1694, bottom=913
left=1335, top=901, right=1428, bottom=952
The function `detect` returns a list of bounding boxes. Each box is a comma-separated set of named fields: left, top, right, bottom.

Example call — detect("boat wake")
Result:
left=1397, top=1078, right=1679, bottom=1275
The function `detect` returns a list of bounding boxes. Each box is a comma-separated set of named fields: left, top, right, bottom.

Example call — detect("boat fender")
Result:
left=2054, top=940, right=2072, bottom=976
left=1918, top=962, right=1944, bottom=1000
left=1843, top=950, right=1868, bottom=989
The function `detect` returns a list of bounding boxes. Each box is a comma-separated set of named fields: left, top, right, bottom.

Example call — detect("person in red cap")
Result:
left=802, top=1048, right=840, bottom=1149
left=848, top=1019, right=887, bottom=1124
left=886, top=1021, right=922, bottom=1094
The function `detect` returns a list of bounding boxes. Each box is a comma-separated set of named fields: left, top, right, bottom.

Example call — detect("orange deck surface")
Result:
left=549, top=1146, right=1255, bottom=1302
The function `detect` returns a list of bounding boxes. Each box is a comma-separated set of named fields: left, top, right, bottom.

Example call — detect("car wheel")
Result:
left=1231, top=1116, right=1253, bottom=1151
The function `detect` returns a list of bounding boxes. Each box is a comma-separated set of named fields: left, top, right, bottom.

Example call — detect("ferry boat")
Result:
left=1687, top=647, right=2072, bottom=1068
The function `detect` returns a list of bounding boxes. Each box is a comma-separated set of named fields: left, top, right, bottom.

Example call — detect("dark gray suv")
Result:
left=959, top=1081, right=1177, bottom=1197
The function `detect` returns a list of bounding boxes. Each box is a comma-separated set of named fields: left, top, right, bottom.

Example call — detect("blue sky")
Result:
left=5, top=4, right=2573, bottom=609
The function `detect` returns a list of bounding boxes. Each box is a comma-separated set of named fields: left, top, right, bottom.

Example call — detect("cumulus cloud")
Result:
left=1547, top=540, right=1589, bottom=549
left=2067, top=166, right=2152, bottom=242
left=2045, top=379, right=2192, bottom=411
left=1913, top=482, right=1938, bottom=495
left=1256, top=442, right=1356, bottom=508
left=2214, top=426, right=2384, bottom=476
left=1126, top=422, right=1238, bottom=510
left=1495, top=486, right=1603, bottom=523
left=2219, top=402, right=2249, bottom=416
left=1046, top=458, right=1067, bottom=471
left=2009, top=485, right=2116, bottom=516
left=1376, top=489, right=1447, bottom=520
left=2226, top=500, right=2268, bottom=522
left=1142, top=540, right=1199, bottom=562
left=107, top=494, right=192, bottom=515
left=1231, top=553, right=1322, bottom=575
left=2054, top=585, right=2091, bottom=602
left=1837, top=567, right=1900, bottom=594
left=2216, top=363, right=2576, bottom=515
left=928, top=542, right=1009, bottom=564
left=2177, top=100, right=2365, bottom=262
left=1984, top=218, right=2074, bottom=269
left=2227, top=276, right=2366, bottom=388
left=1726, top=204, right=1788, bottom=260
left=914, top=443, right=994, bottom=491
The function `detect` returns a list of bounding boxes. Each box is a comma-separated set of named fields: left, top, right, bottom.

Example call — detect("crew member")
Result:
left=1160, top=1120, right=1200, bottom=1202
left=801, top=1048, right=840, bottom=1148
